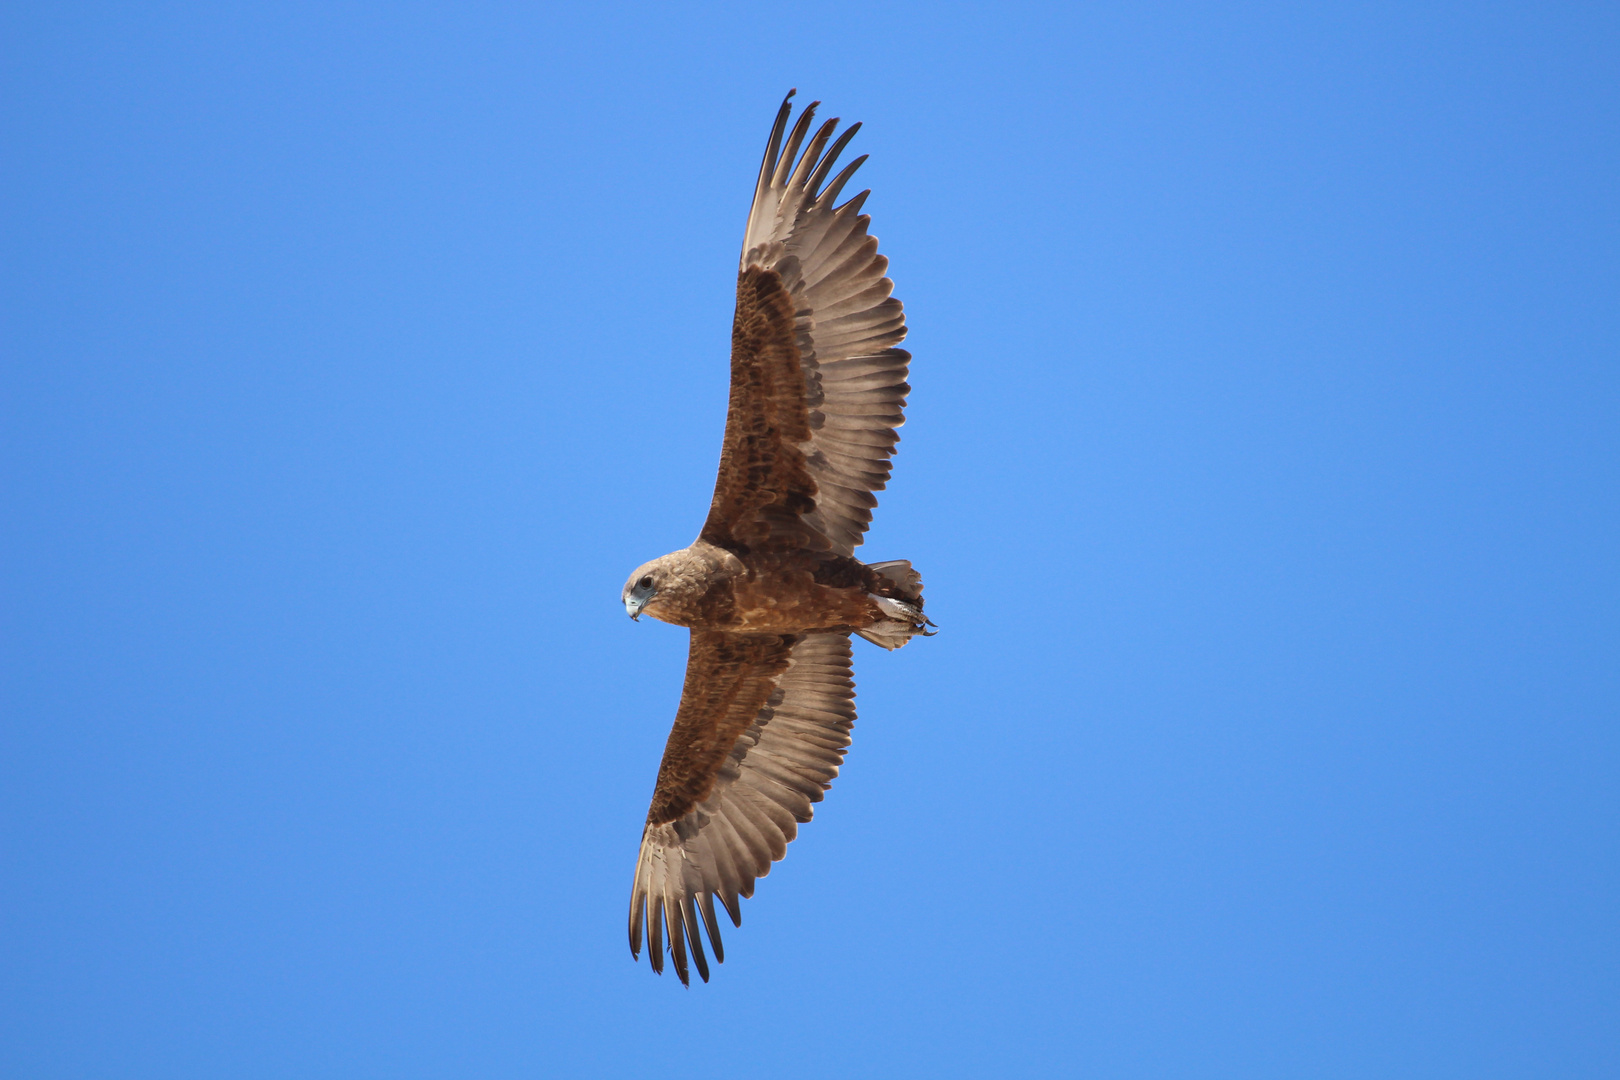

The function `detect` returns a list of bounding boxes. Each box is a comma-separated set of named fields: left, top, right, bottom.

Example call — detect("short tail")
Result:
left=857, top=560, right=934, bottom=651
left=868, top=559, right=922, bottom=596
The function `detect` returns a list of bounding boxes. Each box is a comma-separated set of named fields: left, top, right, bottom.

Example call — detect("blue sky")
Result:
left=3, top=2, right=1616, bottom=1077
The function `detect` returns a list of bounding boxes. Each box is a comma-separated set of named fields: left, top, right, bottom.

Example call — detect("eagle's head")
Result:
left=622, top=560, right=661, bottom=621
left=622, top=545, right=734, bottom=626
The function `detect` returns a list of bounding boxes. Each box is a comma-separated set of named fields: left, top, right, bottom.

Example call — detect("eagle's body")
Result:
left=627, top=541, right=921, bottom=635
left=620, top=92, right=926, bottom=986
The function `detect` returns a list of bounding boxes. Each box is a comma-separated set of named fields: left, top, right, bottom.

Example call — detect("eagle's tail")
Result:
left=856, top=560, right=933, bottom=651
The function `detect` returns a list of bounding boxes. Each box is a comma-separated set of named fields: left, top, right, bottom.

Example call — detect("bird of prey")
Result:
left=621, top=91, right=929, bottom=985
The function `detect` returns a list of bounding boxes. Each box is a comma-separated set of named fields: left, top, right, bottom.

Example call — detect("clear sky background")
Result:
left=3, top=3, right=1617, bottom=1077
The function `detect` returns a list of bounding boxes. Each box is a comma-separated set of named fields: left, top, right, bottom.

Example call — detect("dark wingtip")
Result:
left=700, top=893, right=726, bottom=964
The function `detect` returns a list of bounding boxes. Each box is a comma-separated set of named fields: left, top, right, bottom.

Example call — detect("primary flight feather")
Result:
left=622, top=90, right=928, bottom=986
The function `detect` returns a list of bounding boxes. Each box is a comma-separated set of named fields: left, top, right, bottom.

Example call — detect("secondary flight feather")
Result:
left=621, top=90, right=929, bottom=986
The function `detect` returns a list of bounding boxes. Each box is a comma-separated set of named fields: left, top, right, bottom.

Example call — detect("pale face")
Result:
left=622, top=562, right=660, bottom=621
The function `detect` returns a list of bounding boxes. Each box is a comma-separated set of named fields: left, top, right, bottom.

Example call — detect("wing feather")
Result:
left=702, top=92, right=910, bottom=557
left=629, top=631, right=856, bottom=984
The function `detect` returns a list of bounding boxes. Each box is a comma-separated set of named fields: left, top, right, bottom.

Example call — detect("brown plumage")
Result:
left=621, top=91, right=929, bottom=985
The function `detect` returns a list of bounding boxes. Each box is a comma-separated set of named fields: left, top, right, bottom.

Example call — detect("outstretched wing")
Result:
left=629, top=630, right=856, bottom=985
left=701, top=91, right=911, bottom=557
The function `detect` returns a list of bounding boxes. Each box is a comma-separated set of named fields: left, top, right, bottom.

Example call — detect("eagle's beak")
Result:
left=625, top=597, right=644, bottom=621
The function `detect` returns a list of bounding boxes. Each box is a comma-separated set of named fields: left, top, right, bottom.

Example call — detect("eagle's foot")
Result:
left=858, top=594, right=934, bottom=650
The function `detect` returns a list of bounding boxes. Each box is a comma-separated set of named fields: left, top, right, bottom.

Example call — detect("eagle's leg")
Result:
left=856, top=594, right=935, bottom=650
left=870, top=595, right=923, bottom=622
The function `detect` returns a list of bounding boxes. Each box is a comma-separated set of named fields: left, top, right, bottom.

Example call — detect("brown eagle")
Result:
left=621, top=91, right=929, bottom=985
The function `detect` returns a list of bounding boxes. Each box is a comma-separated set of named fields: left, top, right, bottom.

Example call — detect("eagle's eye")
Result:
left=638, top=575, right=654, bottom=590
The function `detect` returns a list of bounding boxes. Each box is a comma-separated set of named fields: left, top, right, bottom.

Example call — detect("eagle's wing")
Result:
left=629, top=629, right=856, bottom=985
left=700, top=91, right=910, bottom=557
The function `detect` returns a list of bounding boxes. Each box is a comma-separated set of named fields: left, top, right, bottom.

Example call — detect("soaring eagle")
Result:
left=621, top=91, right=928, bottom=985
